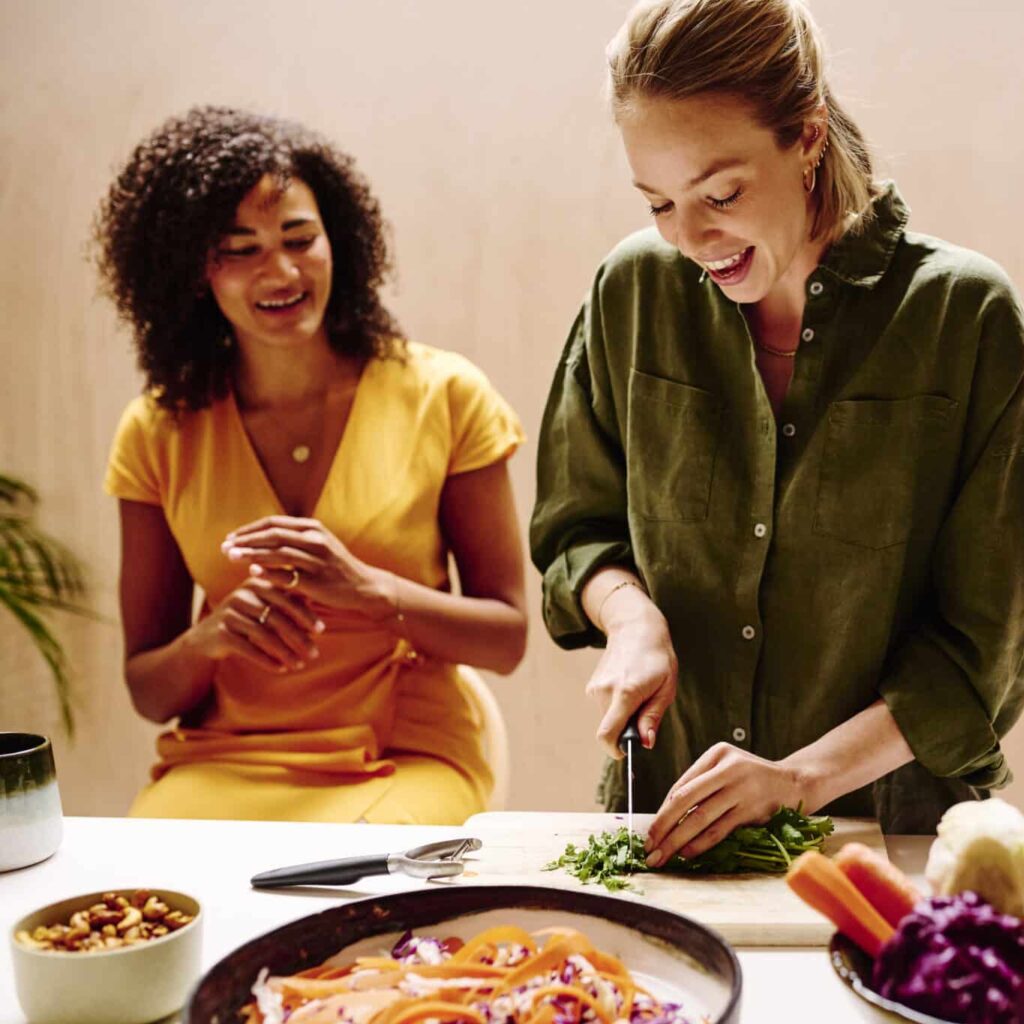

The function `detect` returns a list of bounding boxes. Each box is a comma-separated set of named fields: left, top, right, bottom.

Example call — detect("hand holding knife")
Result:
left=618, top=712, right=641, bottom=836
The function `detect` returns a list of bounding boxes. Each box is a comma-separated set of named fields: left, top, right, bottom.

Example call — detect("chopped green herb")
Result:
left=543, top=805, right=835, bottom=892
left=544, top=830, right=649, bottom=891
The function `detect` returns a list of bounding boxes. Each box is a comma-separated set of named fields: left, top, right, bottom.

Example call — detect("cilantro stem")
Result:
left=768, top=832, right=792, bottom=865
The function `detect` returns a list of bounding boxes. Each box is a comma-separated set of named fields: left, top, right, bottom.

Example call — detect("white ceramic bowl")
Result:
left=10, top=888, right=202, bottom=1024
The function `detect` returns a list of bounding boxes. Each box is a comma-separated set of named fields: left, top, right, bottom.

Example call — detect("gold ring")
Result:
left=257, top=604, right=271, bottom=625
left=285, top=569, right=300, bottom=589
left=678, top=805, right=697, bottom=827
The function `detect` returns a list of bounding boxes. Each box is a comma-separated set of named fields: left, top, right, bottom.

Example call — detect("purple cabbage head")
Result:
left=872, top=891, right=1024, bottom=1023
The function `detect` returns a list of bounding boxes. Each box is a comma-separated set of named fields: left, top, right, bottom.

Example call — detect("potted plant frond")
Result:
left=0, top=474, right=88, bottom=735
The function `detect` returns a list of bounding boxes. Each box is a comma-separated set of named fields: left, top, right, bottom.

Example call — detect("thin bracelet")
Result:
left=596, top=579, right=647, bottom=632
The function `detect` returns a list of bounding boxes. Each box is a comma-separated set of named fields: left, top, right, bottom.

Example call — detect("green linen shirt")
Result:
left=530, top=184, right=1024, bottom=832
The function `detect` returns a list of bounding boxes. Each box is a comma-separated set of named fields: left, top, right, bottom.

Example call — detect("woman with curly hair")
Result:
left=98, top=106, right=527, bottom=823
left=531, top=0, right=1024, bottom=856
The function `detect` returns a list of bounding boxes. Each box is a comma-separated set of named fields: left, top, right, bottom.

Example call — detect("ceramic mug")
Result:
left=0, top=733, right=63, bottom=871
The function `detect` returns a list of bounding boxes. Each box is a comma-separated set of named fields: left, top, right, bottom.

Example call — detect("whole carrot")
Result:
left=833, top=842, right=921, bottom=929
left=786, top=850, right=895, bottom=957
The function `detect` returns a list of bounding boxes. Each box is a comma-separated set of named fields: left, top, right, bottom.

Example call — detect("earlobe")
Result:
left=802, top=121, right=830, bottom=194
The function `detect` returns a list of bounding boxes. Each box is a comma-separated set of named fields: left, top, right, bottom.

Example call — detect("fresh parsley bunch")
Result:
left=544, top=806, right=834, bottom=891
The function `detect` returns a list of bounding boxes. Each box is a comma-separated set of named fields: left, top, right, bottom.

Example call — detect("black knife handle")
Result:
left=618, top=713, right=641, bottom=756
left=251, top=854, right=390, bottom=889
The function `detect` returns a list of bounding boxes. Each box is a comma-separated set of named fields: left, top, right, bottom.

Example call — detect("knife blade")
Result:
left=618, top=714, right=641, bottom=836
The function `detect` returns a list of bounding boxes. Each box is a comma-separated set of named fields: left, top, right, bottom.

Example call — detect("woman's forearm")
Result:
left=783, top=698, right=915, bottom=810
left=368, top=571, right=527, bottom=675
left=124, top=628, right=216, bottom=725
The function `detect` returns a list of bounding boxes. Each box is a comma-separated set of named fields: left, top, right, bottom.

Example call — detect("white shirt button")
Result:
left=809, top=282, right=824, bottom=296
left=741, top=625, right=756, bottom=640
left=732, top=727, right=747, bottom=742
left=801, top=328, right=815, bottom=342
left=781, top=423, right=797, bottom=437
left=753, top=523, right=767, bottom=538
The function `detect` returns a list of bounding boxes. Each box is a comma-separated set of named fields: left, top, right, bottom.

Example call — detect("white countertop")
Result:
left=0, top=817, right=931, bottom=1024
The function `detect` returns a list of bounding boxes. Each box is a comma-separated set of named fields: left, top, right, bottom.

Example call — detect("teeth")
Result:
left=705, top=250, right=747, bottom=272
left=257, top=294, right=305, bottom=309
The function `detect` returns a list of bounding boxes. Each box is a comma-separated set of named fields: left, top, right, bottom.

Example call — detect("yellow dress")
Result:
left=104, top=342, right=525, bottom=823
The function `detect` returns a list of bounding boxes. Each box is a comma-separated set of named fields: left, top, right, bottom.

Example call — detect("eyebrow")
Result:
left=224, top=217, right=317, bottom=236
left=634, top=158, right=747, bottom=195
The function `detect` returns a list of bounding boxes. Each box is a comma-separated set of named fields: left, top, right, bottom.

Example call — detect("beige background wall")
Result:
left=2, top=0, right=1022, bottom=816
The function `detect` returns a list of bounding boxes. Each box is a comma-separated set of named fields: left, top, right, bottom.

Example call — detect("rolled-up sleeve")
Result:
left=530, top=286, right=635, bottom=650
left=879, top=277, right=1024, bottom=788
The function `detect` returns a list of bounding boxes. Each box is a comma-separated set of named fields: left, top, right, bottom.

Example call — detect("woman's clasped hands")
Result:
left=188, top=569, right=323, bottom=675
left=213, top=515, right=396, bottom=672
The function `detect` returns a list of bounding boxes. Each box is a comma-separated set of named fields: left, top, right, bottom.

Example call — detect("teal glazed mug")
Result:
left=0, top=733, right=63, bottom=872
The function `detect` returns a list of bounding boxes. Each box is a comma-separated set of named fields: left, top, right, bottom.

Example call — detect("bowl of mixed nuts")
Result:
left=9, top=887, right=202, bottom=1024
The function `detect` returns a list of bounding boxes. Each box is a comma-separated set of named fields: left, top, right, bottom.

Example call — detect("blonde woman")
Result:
left=531, top=0, right=1024, bottom=862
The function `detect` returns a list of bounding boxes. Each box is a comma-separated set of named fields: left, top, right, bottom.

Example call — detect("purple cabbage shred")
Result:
left=391, top=930, right=416, bottom=960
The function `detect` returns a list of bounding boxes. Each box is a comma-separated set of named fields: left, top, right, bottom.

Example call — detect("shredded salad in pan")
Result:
left=243, top=924, right=710, bottom=1024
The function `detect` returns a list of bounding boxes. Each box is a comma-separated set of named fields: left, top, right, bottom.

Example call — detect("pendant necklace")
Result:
left=242, top=398, right=322, bottom=466
left=284, top=372, right=361, bottom=463
left=265, top=405, right=319, bottom=464
left=237, top=362, right=361, bottom=467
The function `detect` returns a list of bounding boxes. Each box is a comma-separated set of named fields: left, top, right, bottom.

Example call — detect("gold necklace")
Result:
left=276, top=407, right=319, bottom=464
left=235, top=360, right=363, bottom=465
left=240, top=396, right=325, bottom=465
left=754, top=337, right=799, bottom=359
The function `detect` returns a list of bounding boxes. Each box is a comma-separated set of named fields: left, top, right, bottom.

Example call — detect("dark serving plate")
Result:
left=830, top=931, right=956, bottom=1024
left=186, top=884, right=742, bottom=1024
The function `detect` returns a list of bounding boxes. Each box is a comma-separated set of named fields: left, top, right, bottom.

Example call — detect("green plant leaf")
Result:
left=0, top=588, right=73, bottom=736
left=0, top=474, right=39, bottom=505
left=0, top=473, right=90, bottom=734
left=0, top=518, right=85, bottom=604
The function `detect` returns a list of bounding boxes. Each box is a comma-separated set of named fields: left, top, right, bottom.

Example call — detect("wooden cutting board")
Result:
left=458, top=811, right=886, bottom=947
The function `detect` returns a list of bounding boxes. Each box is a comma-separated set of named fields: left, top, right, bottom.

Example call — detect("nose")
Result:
left=669, top=205, right=721, bottom=258
left=259, top=247, right=301, bottom=282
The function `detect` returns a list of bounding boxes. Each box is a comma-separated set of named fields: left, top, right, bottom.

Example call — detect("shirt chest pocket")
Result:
left=813, top=394, right=959, bottom=550
left=627, top=370, right=721, bottom=522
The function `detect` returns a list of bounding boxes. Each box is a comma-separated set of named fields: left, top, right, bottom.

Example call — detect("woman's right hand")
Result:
left=188, top=576, right=324, bottom=673
left=587, top=613, right=679, bottom=759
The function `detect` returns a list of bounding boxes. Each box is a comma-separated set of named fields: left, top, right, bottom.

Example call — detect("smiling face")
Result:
left=619, top=92, right=824, bottom=305
left=205, top=175, right=333, bottom=351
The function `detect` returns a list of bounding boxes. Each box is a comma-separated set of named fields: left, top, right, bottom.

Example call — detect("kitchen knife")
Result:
left=618, top=713, right=641, bottom=836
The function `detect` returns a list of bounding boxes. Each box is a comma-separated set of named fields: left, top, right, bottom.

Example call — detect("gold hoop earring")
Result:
left=803, top=165, right=817, bottom=194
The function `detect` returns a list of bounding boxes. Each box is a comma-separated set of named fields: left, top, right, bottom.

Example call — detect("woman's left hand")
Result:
left=221, top=516, right=389, bottom=616
left=643, top=743, right=808, bottom=867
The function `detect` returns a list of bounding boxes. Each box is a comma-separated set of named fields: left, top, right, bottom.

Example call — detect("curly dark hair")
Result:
left=93, top=105, right=404, bottom=411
